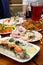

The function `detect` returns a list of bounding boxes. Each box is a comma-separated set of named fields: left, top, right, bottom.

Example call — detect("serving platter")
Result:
left=0, top=37, right=40, bottom=63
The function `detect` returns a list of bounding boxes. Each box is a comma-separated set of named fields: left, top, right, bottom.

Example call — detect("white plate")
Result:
left=11, top=27, right=42, bottom=42
left=0, top=37, right=40, bottom=63
left=0, top=17, right=25, bottom=25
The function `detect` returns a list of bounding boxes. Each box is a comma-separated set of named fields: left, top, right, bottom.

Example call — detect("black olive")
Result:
left=15, top=41, right=20, bottom=45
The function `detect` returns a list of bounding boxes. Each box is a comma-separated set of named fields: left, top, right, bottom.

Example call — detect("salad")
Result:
left=0, top=23, right=16, bottom=34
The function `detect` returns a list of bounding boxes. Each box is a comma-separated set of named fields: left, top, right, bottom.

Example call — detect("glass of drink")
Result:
left=31, top=2, right=43, bottom=21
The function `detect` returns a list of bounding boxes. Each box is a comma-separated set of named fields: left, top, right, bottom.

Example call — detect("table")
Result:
left=0, top=19, right=43, bottom=65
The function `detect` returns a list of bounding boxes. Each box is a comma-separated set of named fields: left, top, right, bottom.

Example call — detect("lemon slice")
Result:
left=26, top=47, right=37, bottom=57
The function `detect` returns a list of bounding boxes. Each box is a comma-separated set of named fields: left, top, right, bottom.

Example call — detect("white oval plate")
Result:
left=11, top=29, right=42, bottom=42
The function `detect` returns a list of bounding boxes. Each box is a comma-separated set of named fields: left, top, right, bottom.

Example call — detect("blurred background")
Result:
left=9, top=0, right=43, bottom=17
left=9, top=0, right=22, bottom=16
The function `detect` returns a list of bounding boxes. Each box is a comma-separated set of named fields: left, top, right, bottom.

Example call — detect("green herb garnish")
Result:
left=15, top=41, right=24, bottom=46
left=9, top=38, right=15, bottom=42
left=30, top=36, right=35, bottom=39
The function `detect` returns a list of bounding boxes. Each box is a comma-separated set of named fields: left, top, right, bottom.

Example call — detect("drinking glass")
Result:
left=31, top=2, right=43, bottom=21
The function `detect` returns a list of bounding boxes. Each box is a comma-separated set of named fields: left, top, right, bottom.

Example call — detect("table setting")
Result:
left=0, top=1, right=43, bottom=65
left=0, top=15, right=43, bottom=63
